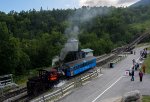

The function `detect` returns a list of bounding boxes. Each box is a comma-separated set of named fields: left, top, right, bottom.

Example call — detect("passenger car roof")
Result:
left=65, top=56, right=96, bottom=67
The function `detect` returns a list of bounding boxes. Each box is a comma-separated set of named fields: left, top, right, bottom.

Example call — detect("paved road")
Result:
left=58, top=46, right=150, bottom=102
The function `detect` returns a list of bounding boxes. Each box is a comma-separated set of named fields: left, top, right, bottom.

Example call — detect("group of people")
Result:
left=140, top=48, right=148, bottom=59
left=130, top=61, right=145, bottom=82
left=130, top=48, right=147, bottom=82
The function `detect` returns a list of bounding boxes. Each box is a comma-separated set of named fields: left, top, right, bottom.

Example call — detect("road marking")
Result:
left=92, top=51, right=140, bottom=102
left=92, top=76, right=123, bottom=102
left=136, top=57, right=140, bottom=62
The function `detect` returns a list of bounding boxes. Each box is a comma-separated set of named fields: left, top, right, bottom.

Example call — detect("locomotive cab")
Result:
left=27, top=68, right=59, bottom=96
left=39, top=68, right=59, bottom=82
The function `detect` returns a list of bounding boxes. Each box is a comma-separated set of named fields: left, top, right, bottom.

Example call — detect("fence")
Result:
left=31, top=53, right=128, bottom=102
left=31, top=68, right=101, bottom=102
left=109, top=54, right=128, bottom=68
left=0, top=74, right=18, bottom=96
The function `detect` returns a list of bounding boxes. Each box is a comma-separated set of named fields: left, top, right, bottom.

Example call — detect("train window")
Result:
left=81, top=63, right=83, bottom=67
left=76, top=65, right=78, bottom=69
left=81, top=63, right=83, bottom=68
left=80, top=63, right=82, bottom=67
left=92, top=60, right=94, bottom=63
left=74, top=65, right=76, bottom=70
left=70, top=68, right=72, bottom=71
left=75, top=66, right=77, bottom=70
left=86, top=62, right=88, bottom=64
left=72, top=67, right=75, bottom=70
left=77, top=65, right=79, bottom=69
left=73, top=66, right=75, bottom=70
left=83, top=63, right=85, bottom=67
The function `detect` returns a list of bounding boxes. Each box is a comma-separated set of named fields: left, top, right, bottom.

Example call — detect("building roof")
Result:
left=81, top=48, right=93, bottom=53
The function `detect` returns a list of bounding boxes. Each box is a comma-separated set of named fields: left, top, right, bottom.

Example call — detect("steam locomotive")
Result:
left=27, top=50, right=96, bottom=96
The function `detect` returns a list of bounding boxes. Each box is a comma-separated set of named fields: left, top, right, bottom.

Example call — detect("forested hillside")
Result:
left=131, top=0, right=150, bottom=7
left=1, top=5, right=150, bottom=75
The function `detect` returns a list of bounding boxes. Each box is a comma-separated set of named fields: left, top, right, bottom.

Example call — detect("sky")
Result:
left=0, top=0, right=140, bottom=13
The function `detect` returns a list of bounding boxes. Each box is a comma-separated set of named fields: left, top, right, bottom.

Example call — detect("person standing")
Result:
left=132, top=59, right=136, bottom=66
left=131, top=68, right=134, bottom=81
left=139, top=70, right=143, bottom=82
left=135, top=63, right=139, bottom=71
left=134, top=51, right=136, bottom=55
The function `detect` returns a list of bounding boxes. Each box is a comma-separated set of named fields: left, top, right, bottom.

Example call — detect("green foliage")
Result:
left=142, top=95, right=150, bottom=102
left=0, top=6, right=150, bottom=76
left=14, top=69, right=38, bottom=85
left=79, top=32, right=113, bottom=55
left=144, top=53, right=150, bottom=74
left=130, top=20, right=150, bottom=33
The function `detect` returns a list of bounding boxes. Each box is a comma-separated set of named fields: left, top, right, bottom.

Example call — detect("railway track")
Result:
left=0, top=50, right=130, bottom=102
left=1, top=52, right=119, bottom=102
left=0, top=87, right=27, bottom=102
left=2, top=32, right=149, bottom=102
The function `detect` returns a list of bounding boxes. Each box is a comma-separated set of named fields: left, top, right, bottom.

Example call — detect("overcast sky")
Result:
left=0, top=0, right=140, bottom=13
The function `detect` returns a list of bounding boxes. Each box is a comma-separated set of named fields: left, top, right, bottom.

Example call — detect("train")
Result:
left=27, top=50, right=96, bottom=96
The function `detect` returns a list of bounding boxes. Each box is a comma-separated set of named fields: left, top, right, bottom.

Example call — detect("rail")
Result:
left=0, top=87, right=27, bottom=102
left=31, top=69, right=101, bottom=102
left=2, top=32, right=150, bottom=102
left=96, top=54, right=107, bottom=61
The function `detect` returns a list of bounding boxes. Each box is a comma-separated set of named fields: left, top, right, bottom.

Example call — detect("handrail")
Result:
left=31, top=69, right=100, bottom=102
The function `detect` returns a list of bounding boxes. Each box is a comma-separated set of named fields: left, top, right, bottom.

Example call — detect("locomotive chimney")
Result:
left=60, top=38, right=79, bottom=61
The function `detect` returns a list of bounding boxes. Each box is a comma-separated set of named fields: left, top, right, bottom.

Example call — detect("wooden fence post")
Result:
left=61, top=88, right=63, bottom=96
left=42, top=96, right=45, bottom=102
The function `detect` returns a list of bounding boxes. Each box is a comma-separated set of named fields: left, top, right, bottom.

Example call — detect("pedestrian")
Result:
left=132, top=59, right=136, bottom=66
left=139, top=70, right=143, bottom=82
left=140, top=50, right=143, bottom=56
left=135, top=63, right=139, bottom=71
left=134, top=51, right=136, bottom=55
left=131, top=68, right=134, bottom=81
left=142, top=64, right=146, bottom=74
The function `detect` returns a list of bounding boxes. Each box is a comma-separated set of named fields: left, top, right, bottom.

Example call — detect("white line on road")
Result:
left=92, top=76, right=123, bottom=102
left=136, top=57, right=140, bottom=62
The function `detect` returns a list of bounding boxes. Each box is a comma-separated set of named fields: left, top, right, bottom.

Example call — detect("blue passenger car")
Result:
left=64, top=56, right=96, bottom=77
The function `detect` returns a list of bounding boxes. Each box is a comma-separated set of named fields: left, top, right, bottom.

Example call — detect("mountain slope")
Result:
left=131, top=0, right=150, bottom=7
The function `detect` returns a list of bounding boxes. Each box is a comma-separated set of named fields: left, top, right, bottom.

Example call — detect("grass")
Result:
left=134, top=46, right=150, bottom=102
left=14, top=67, right=51, bottom=85
left=142, top=96, right=150, bottom=102
left=14, top=69, right=38, bottom=85
left=143, top=51, right=150, bottom=74
left=136, top=43, right=150, bottom=48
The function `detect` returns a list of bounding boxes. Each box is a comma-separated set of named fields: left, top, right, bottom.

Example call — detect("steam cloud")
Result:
left=60, top=6, right=110, bottom=60
left=59, top=0, right=140, bottom=61
left=80, top=0, right=140, bottom=7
